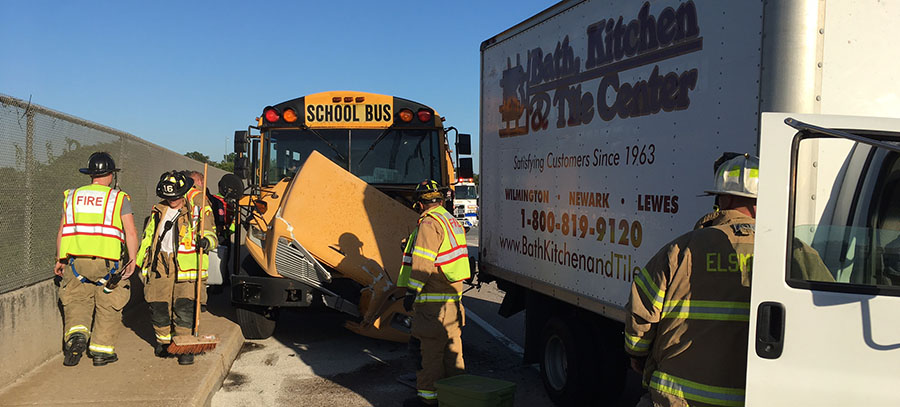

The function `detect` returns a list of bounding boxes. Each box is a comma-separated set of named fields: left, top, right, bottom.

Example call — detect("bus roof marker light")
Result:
left=283, top=108, right=298, bottom=123
left=417, top=109, right=432, bottom=123
left=344, top=96, right=353, bottom=103
left=355, top=96, right=365, bottom=103
left=332, top=97, right=342, bottom=103
left=398, top=108, right=414, bottom=123
left=264, top=107, right=280, bottom=123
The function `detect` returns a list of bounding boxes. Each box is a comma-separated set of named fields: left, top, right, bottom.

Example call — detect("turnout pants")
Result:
left=144, top=251, right=203, bottom=345
left=59, top=257, right=131, bottom=356
left=411, top=300, right=466, bottom=403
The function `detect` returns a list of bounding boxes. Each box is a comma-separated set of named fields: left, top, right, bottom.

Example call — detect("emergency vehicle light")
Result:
left=283, top=108, right=298, bottom=123
left=398, top=108, right=414, bottom=123
left=264, top=107, right=280, bottom=123
left=417, top=109, right=432, bottom=122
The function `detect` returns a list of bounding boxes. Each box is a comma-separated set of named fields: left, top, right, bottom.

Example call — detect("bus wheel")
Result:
left=540, top=317, right=585, bottom=405
left=236, top=305, right=279, bottom=339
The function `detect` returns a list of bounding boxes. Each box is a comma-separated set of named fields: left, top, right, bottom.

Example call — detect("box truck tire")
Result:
left=236, top=305, right=279, bottom=339
left=540, top=316, right=588, bottom=405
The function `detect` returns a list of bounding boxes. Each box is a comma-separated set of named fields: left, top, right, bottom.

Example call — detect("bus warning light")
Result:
left=283, top=108, right=298, bottom=123
left=264, top=107, right=280, bottom=123
left=417, top=109, right=432, bottom=122
left=399, top=108, right=414, bottom=123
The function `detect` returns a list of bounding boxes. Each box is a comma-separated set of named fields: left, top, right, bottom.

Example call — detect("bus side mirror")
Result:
left=457, top=158, right=474, bottom=179
left=234, top=157, right=250, bottom=179
left=456, top=133, right=472, bottom=156
left=234, top=130, right=249, bottom=154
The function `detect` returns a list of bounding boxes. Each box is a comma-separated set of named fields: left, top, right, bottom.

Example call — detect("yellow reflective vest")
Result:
left=59, top=184, right=128, bottom=261
left=137, top=187, right=217, bottom=281
left=398, top=206, right=470, bottom=294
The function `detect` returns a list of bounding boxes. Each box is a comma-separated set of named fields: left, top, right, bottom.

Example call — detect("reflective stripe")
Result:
left=415, top=293, right=461, bottom=303
left=650, top=371, right=745, bottom=407
left=66, top=325, right=90, bottom=337
left=177, top=270, right=209, bottom=281
left=417, top=390, right=438, bottom=400
left=748, top=168, right=759, bottom=178
left=726, top=165, right=741, bottom=178
left=89, top=343, right=115, bottom=355
left=156, top=333, right=172, bottom=342
left=64, top=189, right=75, bottom=224
left=435, top=245, right=468, bottom=266
left=407, top=278, right=425, bottom=290
left=103, top=189, right=120, bottom=225
left=624, top=332, right=651, bottom=353
left=412, top=246, right=437, bottom=261
left=402, top=255, right=413, bottom=266
left=634, top=268, right=664, bottom=310
left=61, top=224, right=125, bottom=241
left=661, top=300, right=750, bottom=321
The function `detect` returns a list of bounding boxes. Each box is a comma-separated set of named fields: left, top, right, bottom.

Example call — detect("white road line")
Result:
left=464, top=308, right=524, bottom=358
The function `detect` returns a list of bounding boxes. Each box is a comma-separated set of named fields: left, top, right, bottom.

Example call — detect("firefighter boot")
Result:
left=178, top=353, right=194, bottom=365
left=63, top=333, right=87, bottom=366
left=93, top=352, right=118, bottom=366
left=155, top=343, right=172, bottom=358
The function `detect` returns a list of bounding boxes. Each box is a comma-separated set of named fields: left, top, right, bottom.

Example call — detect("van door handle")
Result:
left=755, top=302, right=785, bottom=359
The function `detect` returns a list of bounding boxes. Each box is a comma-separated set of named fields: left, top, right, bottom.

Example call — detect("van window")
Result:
left=789, top=135, right=900, bottom=295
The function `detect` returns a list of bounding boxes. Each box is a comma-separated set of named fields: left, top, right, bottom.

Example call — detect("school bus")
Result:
left=226, top=91, right=473, bottom=341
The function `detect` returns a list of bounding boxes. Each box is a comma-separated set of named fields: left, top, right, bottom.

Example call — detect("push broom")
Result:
left=169, top=163, right=219, bottom=355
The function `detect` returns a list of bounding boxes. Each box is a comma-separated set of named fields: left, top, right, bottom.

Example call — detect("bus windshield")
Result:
left=265, top=128, right=440, bottom=185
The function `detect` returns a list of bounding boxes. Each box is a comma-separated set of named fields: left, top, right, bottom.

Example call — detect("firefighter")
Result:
left=625, top=153, right=759, bottom=407
left=53, top=152, right=138, bottom=367
left=399, top=180, right=471, bottom=406
left=136, top=171, right=217, bottom=365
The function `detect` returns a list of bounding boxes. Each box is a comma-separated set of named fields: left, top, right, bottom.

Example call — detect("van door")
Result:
left=747, top=113, right=900, bottom=407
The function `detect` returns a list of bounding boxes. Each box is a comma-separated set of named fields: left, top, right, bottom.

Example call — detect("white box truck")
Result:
left=478, top=1, right=900, bottom=405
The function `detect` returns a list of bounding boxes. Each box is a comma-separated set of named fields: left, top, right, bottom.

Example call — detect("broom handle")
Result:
left=194, top=163, right=208, bottom=336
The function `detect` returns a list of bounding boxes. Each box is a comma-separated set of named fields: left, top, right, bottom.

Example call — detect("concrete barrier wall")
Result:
left=0, top=94, right=229, bottom=388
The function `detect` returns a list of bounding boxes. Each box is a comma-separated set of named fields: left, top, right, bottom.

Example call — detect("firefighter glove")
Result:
left=403, top=289, right=417, bottom=312
left=197, top=237, right=212, bottom=252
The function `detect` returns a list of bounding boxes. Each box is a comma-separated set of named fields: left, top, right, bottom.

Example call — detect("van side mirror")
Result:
left=234, top=130, right=249, bottom=154
left=457, top=157, right=474, bottom=179
left=456, top=133, right=472, bottom=156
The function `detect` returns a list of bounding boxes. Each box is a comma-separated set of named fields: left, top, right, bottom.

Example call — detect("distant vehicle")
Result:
left=478, top=0, right=900, bottom=405
left=227, top=90, right=473, bottom=341
left=453, top=178, right=478, bottom=228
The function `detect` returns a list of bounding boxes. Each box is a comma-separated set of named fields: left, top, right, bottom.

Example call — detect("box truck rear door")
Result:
left=747, top=113, right=900, bottom=406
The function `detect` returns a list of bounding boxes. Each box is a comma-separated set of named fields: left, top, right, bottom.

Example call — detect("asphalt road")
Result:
left=212, top=227, right=641, bottom=406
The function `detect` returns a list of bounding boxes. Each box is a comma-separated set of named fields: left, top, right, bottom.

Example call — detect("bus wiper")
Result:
left=302, top=125, right=347, bottom=164
left=357, top=128, right=393, bottom=165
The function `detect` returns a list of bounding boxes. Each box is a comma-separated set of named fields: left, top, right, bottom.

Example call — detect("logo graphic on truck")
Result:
left=498, top=1, right=703, bottom=137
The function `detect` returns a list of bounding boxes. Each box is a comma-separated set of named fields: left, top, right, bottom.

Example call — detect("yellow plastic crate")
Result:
left=435, top=374, right=516, bottom=407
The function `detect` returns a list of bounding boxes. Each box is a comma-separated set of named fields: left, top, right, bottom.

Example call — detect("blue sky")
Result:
left=1, top=1, right=553, bottom=172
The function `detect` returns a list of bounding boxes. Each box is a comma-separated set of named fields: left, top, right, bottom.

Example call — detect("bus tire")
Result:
left=236, top=305, right=279, bottom=339
left=540, top=316, right=586, bottom=406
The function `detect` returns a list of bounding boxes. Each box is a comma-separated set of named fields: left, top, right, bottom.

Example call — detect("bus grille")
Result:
left=275, top=238, right=331, bottom=288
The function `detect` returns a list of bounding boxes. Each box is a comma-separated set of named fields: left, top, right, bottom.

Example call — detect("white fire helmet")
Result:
left=704, top=153, right=759, bottom=198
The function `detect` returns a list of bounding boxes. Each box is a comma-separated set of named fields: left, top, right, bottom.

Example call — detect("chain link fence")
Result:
left=0, top=94, right=228, bottom=294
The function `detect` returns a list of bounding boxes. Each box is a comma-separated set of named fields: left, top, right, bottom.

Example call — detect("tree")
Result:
left=216, top=153, right=236, bottom=172
left=184, top=151, right=210, bottom=163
